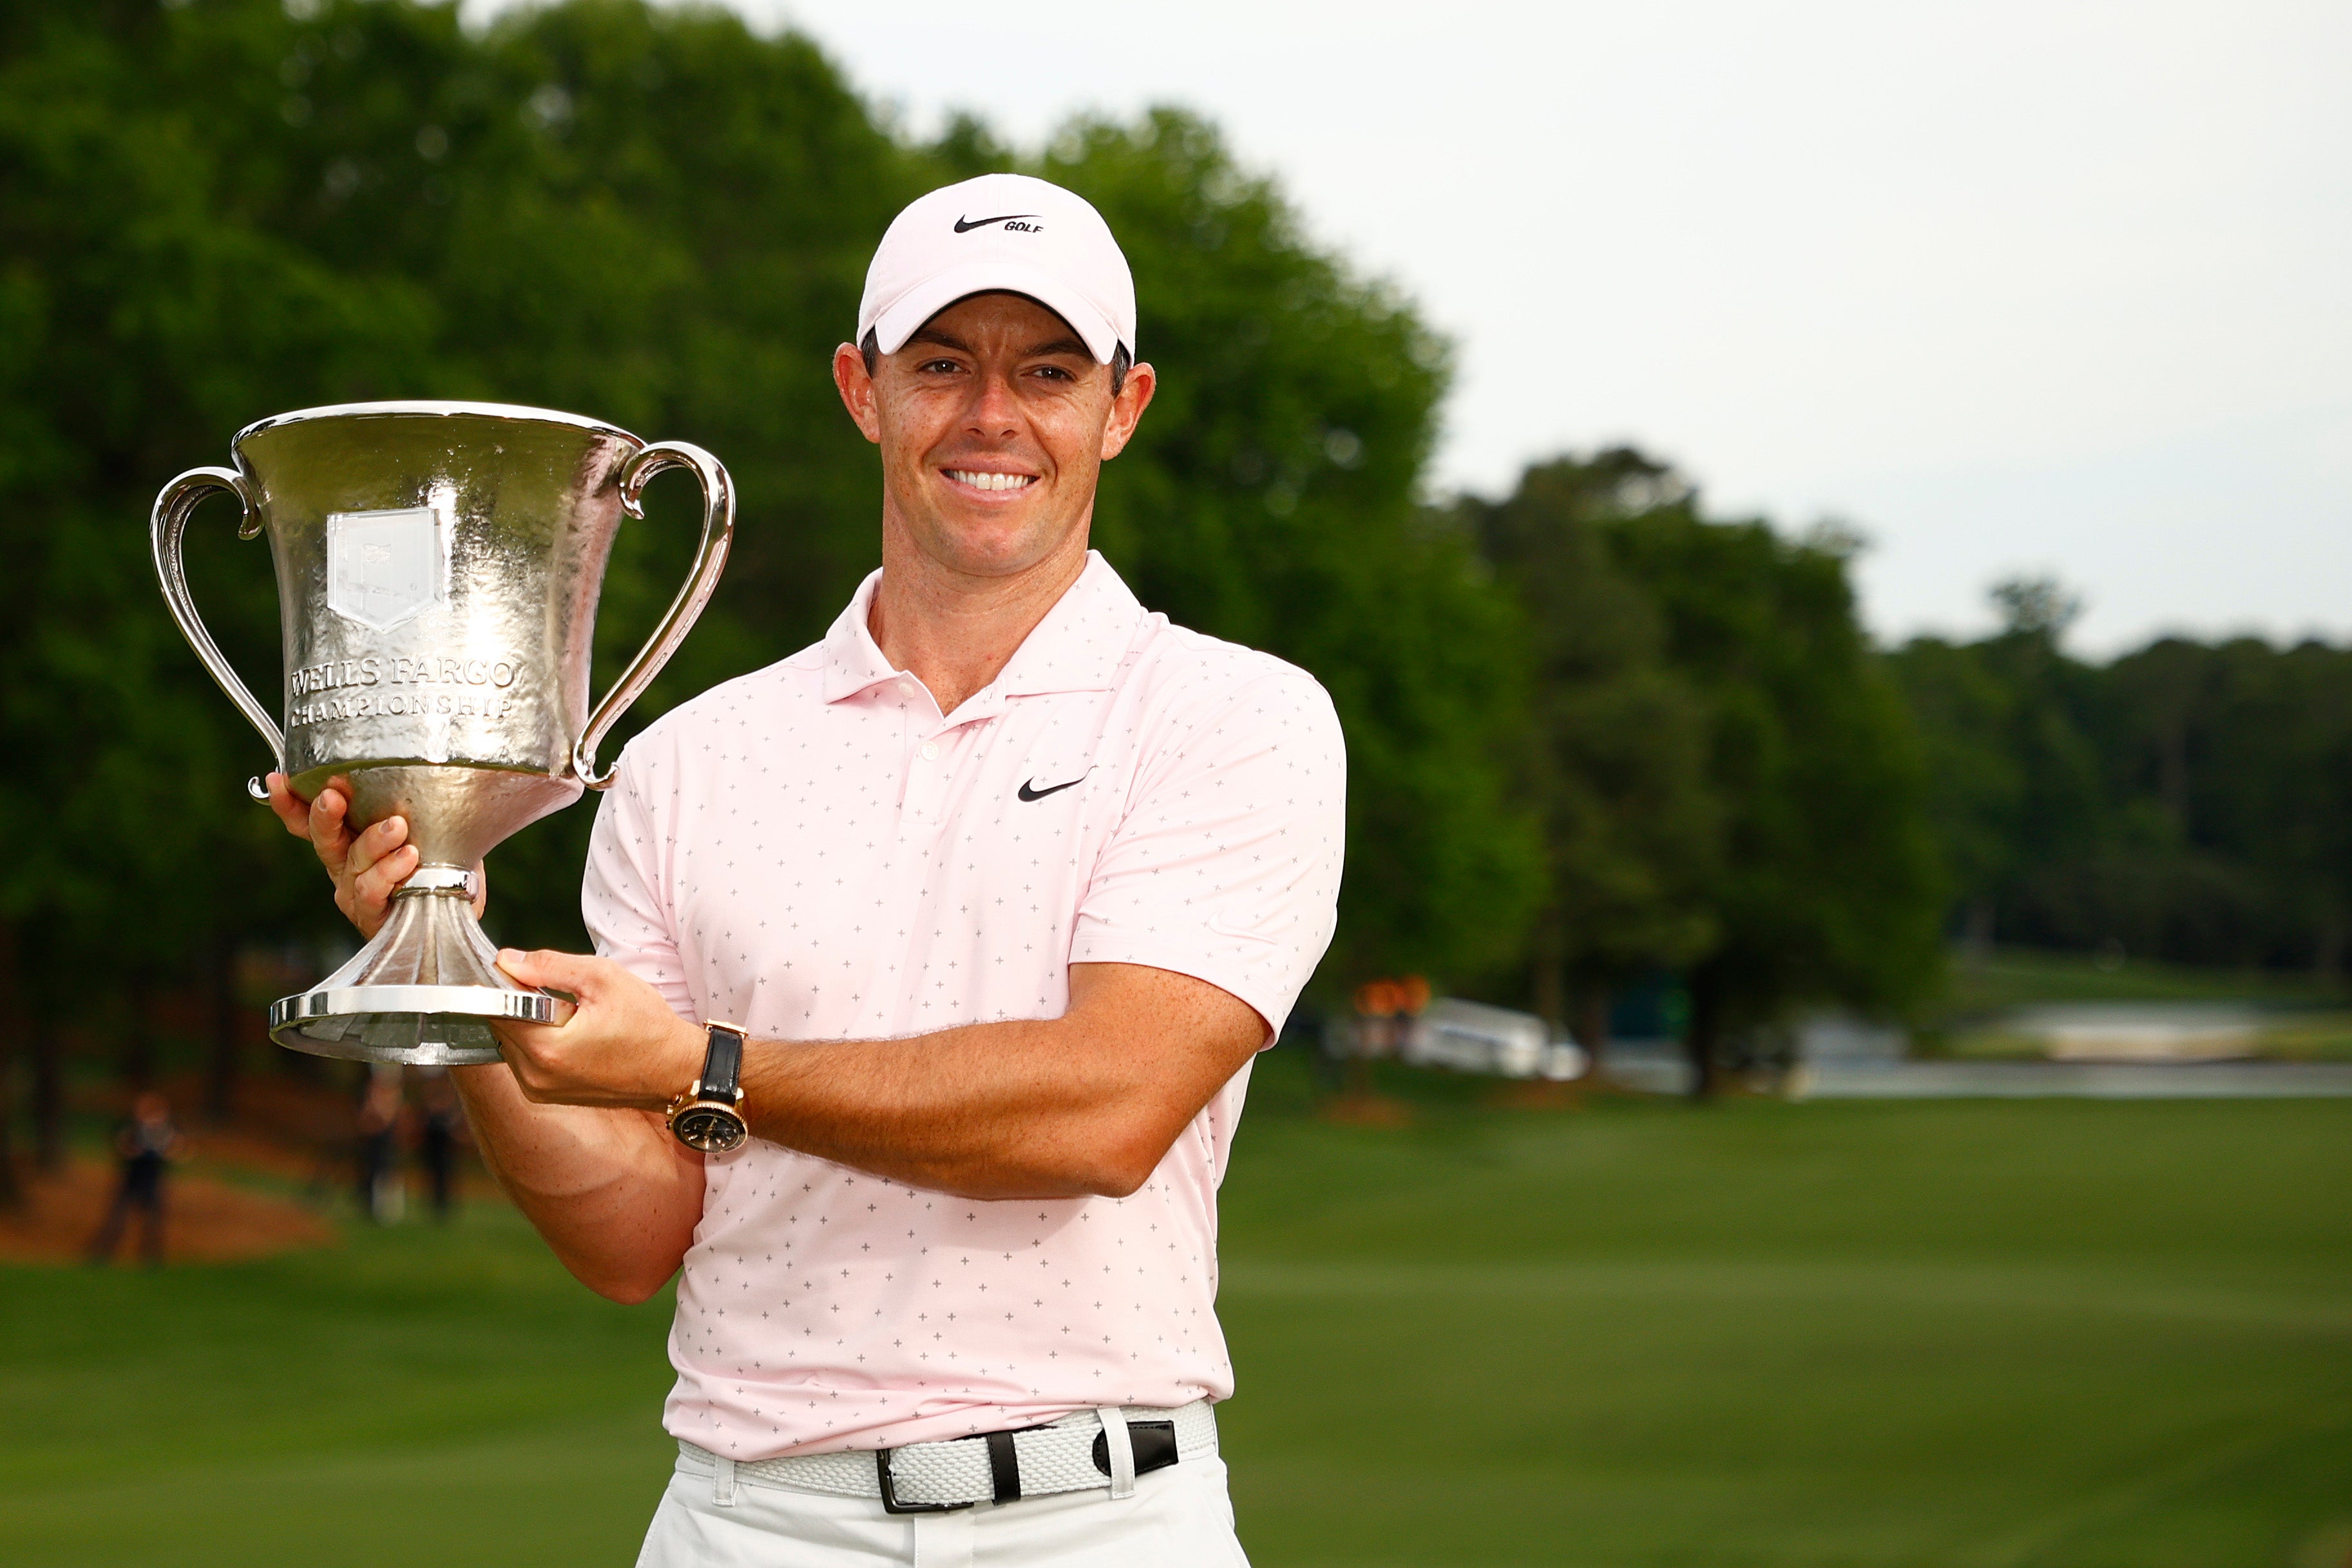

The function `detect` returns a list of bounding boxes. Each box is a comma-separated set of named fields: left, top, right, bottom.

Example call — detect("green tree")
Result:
left=1888, top=580, right=2352, bottom=978
left=1612, top=512, right=1946, bottom=1095
left=2092, top=636, right=2352, bottom=971
left=1458, top=452, right=1718, bottom=1053
left=1886, top=577, right=2108, bottom=959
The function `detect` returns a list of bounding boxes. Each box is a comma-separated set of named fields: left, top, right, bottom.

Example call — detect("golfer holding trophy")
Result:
left=160, top=173, right=1345, bottom=1565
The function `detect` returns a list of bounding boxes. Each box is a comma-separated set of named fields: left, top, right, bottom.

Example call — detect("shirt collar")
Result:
left=819, top=550, right=1146, bottom=707
left=818, top=567, right=902, bottom=703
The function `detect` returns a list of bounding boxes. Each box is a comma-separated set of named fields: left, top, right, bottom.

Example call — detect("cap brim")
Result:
left=868, top=259, right=1125, bottom=364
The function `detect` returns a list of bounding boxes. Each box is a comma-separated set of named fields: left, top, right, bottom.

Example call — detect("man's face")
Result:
left=834, top=292, right=1154, bottom=580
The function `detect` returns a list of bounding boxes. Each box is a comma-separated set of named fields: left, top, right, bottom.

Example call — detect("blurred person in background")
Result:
left=86, top=1091, right=181, bottom=1267
left=354, top=1065, right=406, bottom=1225
left=268, top=172, right=1345, bottom=1566
left=416, top=1068, right=464, bottom=1223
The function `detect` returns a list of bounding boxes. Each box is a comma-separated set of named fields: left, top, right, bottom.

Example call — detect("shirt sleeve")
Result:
left=580, top=745, right=696, bottom=1020
left=1068, top=667, right=1346, bottom=1038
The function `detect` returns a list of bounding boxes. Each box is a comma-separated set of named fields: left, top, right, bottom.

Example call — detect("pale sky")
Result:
left=568, top=1, right=2352, bottom=654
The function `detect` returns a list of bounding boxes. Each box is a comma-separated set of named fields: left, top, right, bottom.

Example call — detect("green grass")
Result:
left=5, top=1055, right=2350, bottom=1567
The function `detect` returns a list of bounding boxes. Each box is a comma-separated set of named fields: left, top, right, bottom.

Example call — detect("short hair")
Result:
left=861, top=329, right=1129, bottom=397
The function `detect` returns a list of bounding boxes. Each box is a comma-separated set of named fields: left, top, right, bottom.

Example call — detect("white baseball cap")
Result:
left=857, top=173, right=1136, bottom=365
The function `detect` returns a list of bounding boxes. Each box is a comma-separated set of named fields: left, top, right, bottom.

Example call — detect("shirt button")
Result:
left=921, top=742, right=939, bottom=761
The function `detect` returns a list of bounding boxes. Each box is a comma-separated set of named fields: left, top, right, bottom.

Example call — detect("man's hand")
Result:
left=262, top=772, right=483, bottom=938
left=492, top=949, right=703, bottom=1111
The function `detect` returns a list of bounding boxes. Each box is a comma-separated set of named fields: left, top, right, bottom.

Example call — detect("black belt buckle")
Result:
left=875, top=1447, right=975, bottom=1515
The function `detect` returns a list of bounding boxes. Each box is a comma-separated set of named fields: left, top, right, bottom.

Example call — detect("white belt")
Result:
left=679, top=1401, right=1218, bottom=1513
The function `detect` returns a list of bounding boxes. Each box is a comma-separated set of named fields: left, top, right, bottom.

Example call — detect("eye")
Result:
left=1031, top=365, right=1076, bottom=382
left=919, top=358, right=962, bottom=374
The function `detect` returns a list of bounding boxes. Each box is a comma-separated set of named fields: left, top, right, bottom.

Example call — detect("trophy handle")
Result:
left=573, top=441, right=736, bottom=789
left=151, top=465, right=284, bottom=801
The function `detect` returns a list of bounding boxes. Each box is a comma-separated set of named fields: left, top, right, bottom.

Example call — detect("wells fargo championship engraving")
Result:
left=285, top=654, right=527, bottom=728
left=150, top=401, right=733, bottom=1065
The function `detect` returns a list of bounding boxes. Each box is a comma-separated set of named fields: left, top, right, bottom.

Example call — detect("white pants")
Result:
left=636, top=1444, right=1252, bottom=1567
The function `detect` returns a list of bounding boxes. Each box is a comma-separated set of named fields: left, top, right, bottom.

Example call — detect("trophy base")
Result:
left=269, top=870, right=562, bottom=1066
left=269, top=986, right=555, bottom=1066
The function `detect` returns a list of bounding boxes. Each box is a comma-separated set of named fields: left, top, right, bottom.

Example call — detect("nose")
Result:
left=964, top=367, right=1019, bottom=437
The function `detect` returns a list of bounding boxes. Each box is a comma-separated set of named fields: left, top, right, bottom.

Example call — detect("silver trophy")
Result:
left=151, top=401, right=733, bottom=1065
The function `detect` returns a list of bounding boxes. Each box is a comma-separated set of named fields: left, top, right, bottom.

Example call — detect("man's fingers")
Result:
left=307, top=783, right=354, bottom=874
left=489, top=1019, right=562, bottom=1099
left=497, top=947, right=604, bottom=998
left=338, top=815, right=411, bottom=913
left=343, top=815, right=409, bottom=876
left=263, top=774, right=312, bottom=840
left=490, top=1004, right=589, bottom=1104
left=351, top=843, right=420, bottom=915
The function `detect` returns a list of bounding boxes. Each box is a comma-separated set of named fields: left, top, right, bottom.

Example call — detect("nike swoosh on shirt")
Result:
left=954, top=213, right=1040, bottom=233
left=1017, top=772, right=1091, bottom=801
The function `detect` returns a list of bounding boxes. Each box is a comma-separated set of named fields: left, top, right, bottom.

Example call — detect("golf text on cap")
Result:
left=955, top=213, right=1042, bottom=234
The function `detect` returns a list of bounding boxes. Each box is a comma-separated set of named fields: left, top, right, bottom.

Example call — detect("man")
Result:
left=354, top=1063, right=406, bottom=1224
left=269, top=172, right=1345, bottom=1564
left=86, top=1090, right=180, bottom=1267
left=416, top=1067, right=465, bottom=1223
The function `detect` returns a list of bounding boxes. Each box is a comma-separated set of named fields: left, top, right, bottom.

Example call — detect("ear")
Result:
left=1098, top=360, right=1156, bottom=462
left=833, top=342, right=883, bottom=445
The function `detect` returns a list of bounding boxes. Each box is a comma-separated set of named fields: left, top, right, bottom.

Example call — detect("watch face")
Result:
left=672, top=1103, right=749, bottom=1154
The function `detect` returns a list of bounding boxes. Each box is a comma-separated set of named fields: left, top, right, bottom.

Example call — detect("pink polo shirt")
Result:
left=581, top=551, right=1346, bottom=1460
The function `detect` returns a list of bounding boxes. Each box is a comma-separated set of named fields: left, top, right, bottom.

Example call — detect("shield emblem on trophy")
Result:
left=327, top=506, right=447, bottom=631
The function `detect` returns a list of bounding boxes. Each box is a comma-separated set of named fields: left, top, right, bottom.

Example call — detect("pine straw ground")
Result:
left=0, top=1156, right=334, bottom=1265
left=0, top=1067, right=485, bottom=1265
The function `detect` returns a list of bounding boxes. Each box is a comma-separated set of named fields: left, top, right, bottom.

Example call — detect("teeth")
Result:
left=948, top=470, right=1035, bottom=492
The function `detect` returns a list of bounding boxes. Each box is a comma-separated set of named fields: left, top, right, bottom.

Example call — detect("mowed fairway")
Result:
left=3, top=1061, right=2347, bottom=1567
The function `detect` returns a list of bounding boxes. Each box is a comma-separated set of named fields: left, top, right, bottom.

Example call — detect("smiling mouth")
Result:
left=944, top=469, right=1037, bottom=493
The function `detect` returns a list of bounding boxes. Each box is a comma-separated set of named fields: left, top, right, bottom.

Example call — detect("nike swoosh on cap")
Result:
left=953, top=213, right=1041, bottom=234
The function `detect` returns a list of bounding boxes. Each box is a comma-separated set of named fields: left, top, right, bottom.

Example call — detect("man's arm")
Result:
left=445, top=1064, right=705, bottom=1304
left=263, top=774, right=705, bottom=1305
left=493, top=948, right=1267, bottom=1202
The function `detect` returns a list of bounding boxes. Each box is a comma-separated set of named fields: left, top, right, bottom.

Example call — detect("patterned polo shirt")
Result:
left=581, top=551, right=1346, bottom=1458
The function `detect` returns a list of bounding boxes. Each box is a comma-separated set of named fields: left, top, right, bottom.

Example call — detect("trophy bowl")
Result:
left=152, top=401, right=733, bottom=1066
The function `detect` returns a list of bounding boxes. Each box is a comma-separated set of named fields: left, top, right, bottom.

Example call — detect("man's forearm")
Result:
left=736, top=964, right=1263, bottom=1201
left=452, top=1064, right=704, bottom=1303
left=738, top=1022, right=1135, bottom=1200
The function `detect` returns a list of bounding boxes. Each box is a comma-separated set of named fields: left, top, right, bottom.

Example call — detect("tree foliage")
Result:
left=1891, top=592, right=2352, bottom=975
left=1466, top=454, right=1947, bottom=1090
left=1610, top=510, right=1946, bottom=1090
left=1457, top=452, right=1718, bottom=1042
left=0, top=0, right=1540, bottom=1139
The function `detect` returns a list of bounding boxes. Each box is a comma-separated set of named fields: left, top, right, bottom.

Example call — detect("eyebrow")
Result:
left=904, top=327, right=973, bottom=354
left=904, top=327, right=1093, bottom=361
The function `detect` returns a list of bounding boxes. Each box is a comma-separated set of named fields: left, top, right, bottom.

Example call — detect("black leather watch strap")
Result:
left=700, top=1022, right=746, bottom=1101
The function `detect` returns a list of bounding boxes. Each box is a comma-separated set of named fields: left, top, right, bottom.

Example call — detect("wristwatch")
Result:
left=666, top=1021, right=749, bottom=1153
